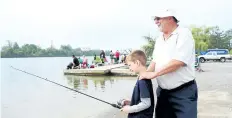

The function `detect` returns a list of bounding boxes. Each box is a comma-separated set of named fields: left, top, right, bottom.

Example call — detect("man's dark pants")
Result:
left=155, top=80, right=198, bottom=118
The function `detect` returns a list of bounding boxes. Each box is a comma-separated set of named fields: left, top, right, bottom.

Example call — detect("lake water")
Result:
left=1, top=57, right=136, bottom=118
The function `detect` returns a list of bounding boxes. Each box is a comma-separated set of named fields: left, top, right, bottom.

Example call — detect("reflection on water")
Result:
left=62, top=75, right=138, bottom=118
left=65, top=75, right=115, bottom=92
left=1, top=57, right=136, bottom=118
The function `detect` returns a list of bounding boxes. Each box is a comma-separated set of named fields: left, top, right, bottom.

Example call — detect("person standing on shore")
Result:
left=115, top=50, right=120, bottom=64
left=100, top=50, right=106, bottom=64
left=140, top=9, right=198, bottom=118
left=110, top=50, right=115, bottom=64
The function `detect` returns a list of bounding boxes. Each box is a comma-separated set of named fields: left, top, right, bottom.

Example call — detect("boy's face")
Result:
left=127, top=61, right=140, bottom=73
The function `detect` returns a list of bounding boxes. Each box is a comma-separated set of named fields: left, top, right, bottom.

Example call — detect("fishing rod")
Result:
left=10, top=66, right=122, bottom=109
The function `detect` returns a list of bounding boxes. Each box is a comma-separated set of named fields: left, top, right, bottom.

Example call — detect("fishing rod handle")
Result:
left=111, top=104, right=122, bottom=109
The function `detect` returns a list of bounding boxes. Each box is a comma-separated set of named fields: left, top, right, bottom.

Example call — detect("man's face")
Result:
left=154, top=16, right=172, bottom=32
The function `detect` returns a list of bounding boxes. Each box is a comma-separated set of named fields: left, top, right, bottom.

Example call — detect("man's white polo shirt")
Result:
left=152, top=26, right=195, bottom=90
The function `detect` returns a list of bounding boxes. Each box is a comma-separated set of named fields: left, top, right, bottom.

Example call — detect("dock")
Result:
left=110, top=68, right=137, bottom=76
left=63, top=64, right=137, bottom=76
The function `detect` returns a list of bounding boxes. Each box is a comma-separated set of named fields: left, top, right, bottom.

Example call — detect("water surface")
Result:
left=1, top=57, right=136, bottom=118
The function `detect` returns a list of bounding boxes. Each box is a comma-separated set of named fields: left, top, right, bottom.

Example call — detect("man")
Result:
left=73, top=55, right=80, bottom=68
left=100, top=50, right=106, bottom=63
left=115, top=50, right=120, bottom=63
left=82, top=55, right=88, bottom=68
left=140, top=9, right=197, bottom=118
left=67, top=55, right=79, bottom=69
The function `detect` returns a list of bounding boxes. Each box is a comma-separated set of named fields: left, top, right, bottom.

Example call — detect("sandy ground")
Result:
left=93, top=62, right=232, bottom=118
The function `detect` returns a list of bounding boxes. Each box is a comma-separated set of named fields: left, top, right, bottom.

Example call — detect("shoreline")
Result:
left=93, top=62, right=232, bottom=118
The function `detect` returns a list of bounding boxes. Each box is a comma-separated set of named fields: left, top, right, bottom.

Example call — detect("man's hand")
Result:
left=139, top=71, right=159, bottom=80
left=120, top=105, right=131, bottom=113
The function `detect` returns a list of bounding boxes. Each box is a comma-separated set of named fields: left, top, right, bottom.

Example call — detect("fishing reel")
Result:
left=111, top=99, right=127, bottom=109
left=117, top=99, right=126, bottom=107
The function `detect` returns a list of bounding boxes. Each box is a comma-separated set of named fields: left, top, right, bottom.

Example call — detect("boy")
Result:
left=120, top=50, right=154, bottom=118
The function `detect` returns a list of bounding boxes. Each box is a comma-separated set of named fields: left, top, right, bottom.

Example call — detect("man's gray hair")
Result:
left=173, top=17, right=179, bottom=23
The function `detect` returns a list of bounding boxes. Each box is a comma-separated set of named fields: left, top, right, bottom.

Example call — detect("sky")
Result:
left=0, top=0, right=232, bottom=51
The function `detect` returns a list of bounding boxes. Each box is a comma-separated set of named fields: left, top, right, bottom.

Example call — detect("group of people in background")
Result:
left=67, top=50, right=127, bottom=69
left=66, top=55, right=88, bottom=69
left=109, top=50, right=125, bottom=64
left=107, top=50, right=127, bottom=64
left=92, top=50, right=126, bottom=65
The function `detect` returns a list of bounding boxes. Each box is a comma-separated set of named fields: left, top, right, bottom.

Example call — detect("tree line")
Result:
left=1, top=25, right=232, bottom=58
left=1, top=41, right=111, bottom=58
left=142, top=25, right=232, bottom=57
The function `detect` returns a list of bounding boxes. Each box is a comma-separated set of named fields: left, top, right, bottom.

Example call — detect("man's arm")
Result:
left=72, top=59, right=75, bottom=66
left=139, top=59, right=185, bottom=79
left=155, top=59, right=185, bottom=77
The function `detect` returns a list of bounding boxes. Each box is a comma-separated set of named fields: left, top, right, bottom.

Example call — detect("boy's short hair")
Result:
left=126, top=50, right=147, bottom=66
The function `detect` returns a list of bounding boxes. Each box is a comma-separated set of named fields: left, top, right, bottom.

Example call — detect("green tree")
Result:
left=1, top=41, right=113, bottom=58
left=60, top=45, right=73, bottom=56
left=21, top=44, right=41, bottom=56
left=13, top=42, right=20, bottom=50
left=190, top=25, right=212, bottom=53
left=230, top=49, right=232, bottom=54
left=141, top=36, right=156, bottom=57
left=224, top=29, right=232, bottom=50
left=1, top=40, right=14, bottom=57
left=208, top=26, right=231, bottom=49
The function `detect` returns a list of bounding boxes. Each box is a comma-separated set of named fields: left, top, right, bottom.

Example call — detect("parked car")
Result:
left=198, top=51, right=232, bottom=63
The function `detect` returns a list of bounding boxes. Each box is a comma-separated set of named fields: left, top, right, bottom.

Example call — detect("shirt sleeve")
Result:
left=127, top=98, right=151, bottom=113
left=172, top=28, right=195, bottom=65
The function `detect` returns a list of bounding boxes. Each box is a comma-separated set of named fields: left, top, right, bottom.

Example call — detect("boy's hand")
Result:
left=139, top=72, right=158, bottom=80
left=117, top=99, right=130, bottom=106
left=120, top=105, right=131, bottom=113
left=123, top=99, right=131, bottom=105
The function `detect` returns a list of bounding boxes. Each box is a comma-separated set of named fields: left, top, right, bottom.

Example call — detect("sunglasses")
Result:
left=154, top=17, right=161, bottom=21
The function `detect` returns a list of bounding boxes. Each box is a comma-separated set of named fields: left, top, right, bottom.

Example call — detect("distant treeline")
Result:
left=1, top=41, right=111, bottom=58
left=2, top=25, right=232, bottom=58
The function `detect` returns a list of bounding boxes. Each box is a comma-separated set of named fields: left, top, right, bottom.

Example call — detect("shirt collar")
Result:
left=171, top=25, right=179, bottom=35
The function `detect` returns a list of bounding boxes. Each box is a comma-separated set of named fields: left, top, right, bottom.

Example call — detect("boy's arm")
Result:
left=125, top=98, right=151, bottom=113
left=125, top=80, right=152, bottom=113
